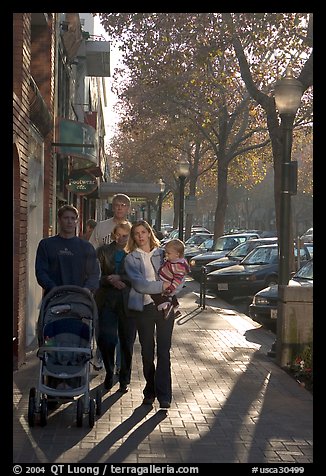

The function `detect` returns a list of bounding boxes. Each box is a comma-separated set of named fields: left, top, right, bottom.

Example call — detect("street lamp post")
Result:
left=177, top=160, right=190, bottom=241
left=267, top=67, right=303, bottom=360
left=274, top=67, right=303, bottom=285
left=156, top=178, right=165, bottom=232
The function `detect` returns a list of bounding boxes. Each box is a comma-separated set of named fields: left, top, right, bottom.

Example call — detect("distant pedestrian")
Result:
left=150, top=239, right=189, bottom=319
left=82, top=218, right=97, bottom=241
left=124, top=220, right=174, bottom=410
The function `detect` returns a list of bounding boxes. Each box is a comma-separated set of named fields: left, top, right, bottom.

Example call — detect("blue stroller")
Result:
left=28, top=285, right=102, bottom=427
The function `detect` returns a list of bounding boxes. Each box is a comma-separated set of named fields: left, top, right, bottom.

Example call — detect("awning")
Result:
left=99, top=182, right=165, bottom=199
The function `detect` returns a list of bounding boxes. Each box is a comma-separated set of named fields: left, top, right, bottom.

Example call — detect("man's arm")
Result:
left=83, top=243, right=101, bottom=291
left=35, top=240, right=57, bottom=293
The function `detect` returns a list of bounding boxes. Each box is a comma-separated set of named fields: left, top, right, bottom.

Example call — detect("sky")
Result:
left=93, top=16, right=122, bottom=142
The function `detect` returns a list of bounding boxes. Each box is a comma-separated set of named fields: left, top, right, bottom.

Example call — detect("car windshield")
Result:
left=242, top=246, right=278, bottom=265
left=214, top=236, right=246, bottom=251
left=185, top=234, right=210, bottom=245
left=304, top=243, right=313, bottom=258
left=228, top=241, right=253, bottom=258
left=293, top=260, right=313, bottom=280
left=198, top=238, right=214, bottom=250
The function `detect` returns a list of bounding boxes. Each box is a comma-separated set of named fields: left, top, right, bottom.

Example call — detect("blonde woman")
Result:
left=124, top=220, right=173, bottom=410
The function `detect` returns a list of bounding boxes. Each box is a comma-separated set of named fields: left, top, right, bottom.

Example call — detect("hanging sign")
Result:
left=66, top=170, right=98, bottom=195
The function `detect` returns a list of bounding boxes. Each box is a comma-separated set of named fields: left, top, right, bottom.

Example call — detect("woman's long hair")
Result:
left=125, top=220, right=160, bottom=253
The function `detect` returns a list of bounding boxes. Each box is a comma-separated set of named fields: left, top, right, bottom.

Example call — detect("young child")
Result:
left=151, top=239, right=190, bottom=319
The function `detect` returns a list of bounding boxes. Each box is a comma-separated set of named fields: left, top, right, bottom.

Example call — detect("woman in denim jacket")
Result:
left=124, top=220, right=173, bottom=410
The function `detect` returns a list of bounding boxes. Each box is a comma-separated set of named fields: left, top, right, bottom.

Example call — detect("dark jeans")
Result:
left=98, top=288, right=136, bottom=386
left=136, top=303, right=175, bottom=403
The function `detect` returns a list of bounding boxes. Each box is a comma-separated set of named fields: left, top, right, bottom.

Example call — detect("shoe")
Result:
left=163, top=304, right=174, bottom=320
left=174, top=310, right=182, bottom=318
left=118, top=384, right=129, bottom=394
left=103, top=376, right=113, bottom=390
left=93, top=357, right=104, bottom=371
left=142, top=396, right=155, bottom=405
left=159, top=401, right=171, bottom=410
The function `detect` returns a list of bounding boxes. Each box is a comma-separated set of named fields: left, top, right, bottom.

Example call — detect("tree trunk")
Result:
left=213, top=160, right=228, bottom=240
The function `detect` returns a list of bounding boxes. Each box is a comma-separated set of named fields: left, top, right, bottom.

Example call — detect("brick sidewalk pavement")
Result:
left=13, top=278, right=313, bottom=464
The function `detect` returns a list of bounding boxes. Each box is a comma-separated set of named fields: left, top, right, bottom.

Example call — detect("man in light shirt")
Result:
left=89, top=194, right=131, bottom=249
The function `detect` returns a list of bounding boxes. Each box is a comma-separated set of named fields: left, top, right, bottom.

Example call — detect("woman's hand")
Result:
left=162, top=282, right=170, bottom=291
left=107, top=275, right=126, bottom=289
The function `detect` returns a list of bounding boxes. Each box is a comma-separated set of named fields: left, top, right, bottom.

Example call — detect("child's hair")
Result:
left=112, top=221, right=132, bottom=237
left=165, top=239, right=185, bottom=257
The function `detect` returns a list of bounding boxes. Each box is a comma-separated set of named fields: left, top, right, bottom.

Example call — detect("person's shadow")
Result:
left=79, top=405, right=167, bottom=463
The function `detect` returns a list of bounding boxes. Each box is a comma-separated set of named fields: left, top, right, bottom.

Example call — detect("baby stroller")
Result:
left=28, top=285, right=102, bottom=428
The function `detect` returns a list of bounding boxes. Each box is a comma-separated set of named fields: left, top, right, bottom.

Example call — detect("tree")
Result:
left=222, top=13, right=313, bottom=240
left=96, top=13, right=312, bottom=248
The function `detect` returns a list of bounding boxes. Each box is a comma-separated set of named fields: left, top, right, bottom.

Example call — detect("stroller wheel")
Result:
left=76, top=398, right=84, bottom=427
left=40, top=398, right=48, bottom=427
left=95, top=388, right=102, bottom=416
left=28, top=389, right=36, bottom=427
left=89, top=398, right=95, bottom=428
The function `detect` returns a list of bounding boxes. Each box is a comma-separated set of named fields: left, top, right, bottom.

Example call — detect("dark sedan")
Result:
left=205, top=243, right=312, bottom=300
left=189, top=232, right=260, bottom=280
left=249, top=258, right=313, bottom=331
left=205, top=237, right=278, bottom=274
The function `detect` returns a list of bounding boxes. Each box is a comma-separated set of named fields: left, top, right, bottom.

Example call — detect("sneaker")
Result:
left=174, top=310, right=182, bottom=318
left=118, top=384, right=129, bottom=394
left=159, top=401, right=171, bottom=410
left=163, top=304, right=174, bottom=320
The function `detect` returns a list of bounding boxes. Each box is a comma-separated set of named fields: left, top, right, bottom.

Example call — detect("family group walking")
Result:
left=35, top=194, right=189, bottom=410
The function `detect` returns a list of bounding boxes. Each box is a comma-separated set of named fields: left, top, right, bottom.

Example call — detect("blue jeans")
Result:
left=98, top=288, right=136, bottom=386
left=135, top=303, right=175, bottom=403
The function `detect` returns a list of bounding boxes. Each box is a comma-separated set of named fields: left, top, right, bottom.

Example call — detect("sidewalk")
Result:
left=13, top=278, right=313, bottom=464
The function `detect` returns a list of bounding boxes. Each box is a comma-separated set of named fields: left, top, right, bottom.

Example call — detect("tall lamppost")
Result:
left=177, top=160, right=190, bottom=241
left=156, top=178, right=165, bottom=232
left=274, top=66, right=303, bottom=285
left=267, top=67, right=303, bottom=360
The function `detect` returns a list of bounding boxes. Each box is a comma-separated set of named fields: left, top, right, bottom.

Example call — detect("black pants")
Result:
left=135, top=303, right=175, bottom=403
left=98, top=289, right=136, bottom=386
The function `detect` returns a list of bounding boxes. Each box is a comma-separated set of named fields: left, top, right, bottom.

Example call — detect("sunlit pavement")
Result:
left=13, top=277, right=313, bottom=464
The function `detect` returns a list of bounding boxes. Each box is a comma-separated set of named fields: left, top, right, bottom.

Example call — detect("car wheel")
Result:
left=265, top=277, right=278, bottom=287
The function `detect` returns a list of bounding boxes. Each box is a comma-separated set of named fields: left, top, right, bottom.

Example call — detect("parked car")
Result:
left=300, top=227, right=313, bottom=243
left=205, top=243, right=312, bottom=300
left=249, top=258, right=313, bottom=331
left=189, top=232, right=260, bottom=280
left=160, top=226, right=211, bottom=245
left=205, top=237, right=278, bottom=274
left=185, top=236, right=214, bottom=263
left=304, top=242, right=313, bottom=259
left=184, top=233, right=213, bottom=247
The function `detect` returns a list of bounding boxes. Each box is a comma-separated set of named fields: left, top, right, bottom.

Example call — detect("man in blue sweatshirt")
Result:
left=35, top=205, right=100, bottom=295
